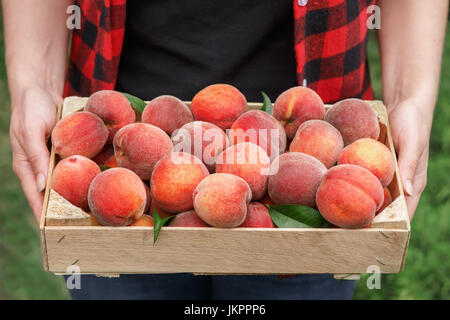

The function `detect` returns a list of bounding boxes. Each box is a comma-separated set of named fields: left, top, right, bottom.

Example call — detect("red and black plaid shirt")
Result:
left=65, top=0, right=374, bottom=103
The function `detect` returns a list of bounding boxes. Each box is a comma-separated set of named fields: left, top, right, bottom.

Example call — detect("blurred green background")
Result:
left=0, top=15, right=449, bottom=299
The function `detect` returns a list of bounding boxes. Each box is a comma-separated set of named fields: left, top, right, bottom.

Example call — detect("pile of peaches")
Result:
left=50, top=84, right=394, bottom=230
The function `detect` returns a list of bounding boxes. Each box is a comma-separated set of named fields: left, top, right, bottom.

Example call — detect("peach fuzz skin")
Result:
left=338, top=138, right=395, bottom=187
left=113, top=123, right=173, bottom=180
left=85, top=90, right=136, bottom=143
left=142, top=95, right=193, bottom=135
left=215, top=142, right=270, bottom=200
left=51, top=111, right=108, bottom=159
left=316, top=164, right=384, bottom=229
left=377, top=188, right=393, bottom=215
left=171, top=121, right=229, bottom=172
left=88, top=168, right=147, bottom=226
left=228, top=109, right=287, bottom=161
left=191, top=84, right=247, bottom=130
left=129, top=214, right=154, bottom=227
left=51, top=155, right=101, bottom=212
left=324, top=98, right=380, bottom=145
left=239, top=202, right=274, bottom=228
left=168, top=210, right=209, bottom=227
left=193, top=173, right=252, bottom=228
left=273, top=86, right=325, bottom=140
left=289, top=120, right=344, bottom=168
left=268, top=152, right=327, bottom=207
left=150, top=152, right=209, bottom=213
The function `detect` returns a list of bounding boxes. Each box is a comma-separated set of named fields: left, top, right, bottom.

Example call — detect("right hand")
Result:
left=10, top=87, right=60, bottom=222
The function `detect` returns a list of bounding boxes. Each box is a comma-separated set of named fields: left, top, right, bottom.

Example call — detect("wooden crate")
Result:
left=39, top=97, right=410, bottom=279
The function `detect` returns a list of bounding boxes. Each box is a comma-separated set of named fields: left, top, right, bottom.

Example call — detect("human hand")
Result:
left=388, top=98, right=432, bottom=220
left=10, top=87, right=60, bottom=222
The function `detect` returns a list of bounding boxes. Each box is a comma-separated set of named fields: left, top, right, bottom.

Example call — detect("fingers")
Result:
left=12, top=155, right=44, bottom=223
left=396, top=132, right=422, bottom=197
left=406, top=148, right=429, bottom=221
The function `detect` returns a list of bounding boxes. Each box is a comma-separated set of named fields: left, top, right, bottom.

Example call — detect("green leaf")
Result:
left=99, top=165, right=111, bottom=171
left=121, top=92, right=147, bottom=113
left=152, top=211, right=175, bottom=245
left=269, top=204, right=330, bottom=228
left=260, top=91, right=273, bottom=114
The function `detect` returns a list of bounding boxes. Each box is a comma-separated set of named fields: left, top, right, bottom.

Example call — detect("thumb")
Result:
left=24, top=128, right=51, bottom=192
left=397, top=137, right=420, bottom=197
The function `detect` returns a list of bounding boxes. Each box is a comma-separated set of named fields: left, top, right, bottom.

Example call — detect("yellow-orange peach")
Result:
left=150, top=152, right=209, bottom=213
left=85, top=90, right=136, bottom=143
left=268, top=152, right=327, bottom=207
left=88, top=168, right=146, bottom=226
left=193, top=173, right=252, bottom=228
left=289, top=120, right=343, bottom=168
left=191, top=84, right=247, bottom=129
left=240, top=202, right=274, bottom=228
left=316, top=164, right=384, bottom=228
left=113, top=123, right=173, bottom=180
left=228, top=110, right=287, bottom=160
left=168, top=210, right=209, bottom=227
left=273, top=86, right=325, bottom=140
left=129, top=214, right=154, bottom=227
left=171, top=121, right=229, bottom=172
left=338, top=138, right=395, bottom=187
left=216, top=142, right=270, bottom=200
left=324, top=98, right=380, bottom=145
left=51, top=155, right=101, bottom=211
left=142, top=95, right=193, bottom=135
left=52, top=111, right=108, bottom=159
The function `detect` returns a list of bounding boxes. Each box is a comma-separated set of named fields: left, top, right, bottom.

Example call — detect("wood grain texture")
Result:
left=45, top=226, right=408, bottom=274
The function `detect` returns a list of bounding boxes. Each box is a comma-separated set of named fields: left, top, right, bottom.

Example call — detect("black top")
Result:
left=116, top=0, right=298, bottom=102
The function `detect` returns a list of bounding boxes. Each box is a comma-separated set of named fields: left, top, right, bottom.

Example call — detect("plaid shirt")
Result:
left=65, top=0, right=374, bottom=103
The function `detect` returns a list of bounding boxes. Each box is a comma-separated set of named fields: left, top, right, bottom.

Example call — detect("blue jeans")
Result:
left=66, top=274, right=355, bottom=300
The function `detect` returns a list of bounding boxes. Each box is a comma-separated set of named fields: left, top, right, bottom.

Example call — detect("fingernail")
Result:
left=404, top=179, right=413, bottom=197
left=36, top=173, right=45, bottom=192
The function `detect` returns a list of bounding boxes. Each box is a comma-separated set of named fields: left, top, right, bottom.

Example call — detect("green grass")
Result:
left=0, top=19, right=448, bottom=299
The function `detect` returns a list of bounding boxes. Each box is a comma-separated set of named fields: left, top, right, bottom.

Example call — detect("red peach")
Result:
left=240, top=202, right=274, bottom=228
left=113, top=123, right=173, bottom=180
left=191, top=84, right=247, bottom=129
left=273, top=86, right=325, bottom=140
left=377, top=188, right=393, bottom=215
left=51, top=155, right=101, bottom=211
left=52, top=111, right=108, bottom=159
left=129, top=214, right=154, bottom=227
left=168, top=210, right=209, bottom=227
left=142, top=95, right=193, bottom=135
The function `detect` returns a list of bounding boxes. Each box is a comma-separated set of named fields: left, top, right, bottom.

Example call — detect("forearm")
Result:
left=378, top=0, right=448, bottom=122
left=2, top=0, right=73, bottom=102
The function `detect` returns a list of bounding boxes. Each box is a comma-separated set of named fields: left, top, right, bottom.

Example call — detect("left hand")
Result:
left=388, top=98, right=432, bottom=221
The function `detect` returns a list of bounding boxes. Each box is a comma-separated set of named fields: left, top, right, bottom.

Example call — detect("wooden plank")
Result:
left=45, top=226, right=409, bottom=274
left=333, top=274, right=361, bottom=280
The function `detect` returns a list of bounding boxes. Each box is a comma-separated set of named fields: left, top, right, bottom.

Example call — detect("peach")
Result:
left=150, top=152, right=209, bottom=213
left=52, top=111, right=108, bottom=159
left=113, top=123, right=173, bottom=180
left=260, top=195, right=275, bottom=207
left=168, top=210, right=209, bottom=227
left=150, top=200, right=177, bottom=219
left=193, top=173, right=252, bottom=228
left=143, top=183, right=151, bottom=214
left=228, top=110, right=287, bottom=160
left=171, top=121, right=229, bottom=172
left=88, top=168, right=147, bottom=226
left=324, top=98, right=380, bottom=145
left=85, top=90, right=136, bottom=143
left=316, top=164, right=384, bottom=228
left=273, top=86, right=325, bottom=140
left=240, top=202, right=274, bottom=228
left=142, top=95, right=193, bottom=135
left=268, top=152, right=327, bottom=207
left=216, top=142, right=270, bottom=200
left=289, top=120, right=344, bottom=168
left=92, top=144, right=115, bottom=165
left=105, top=155, right=118, bottom=168
left=338, top=138, right=395, bottom=187
left=377, top=188, right=393, bottom=215
left=191, top=84, right=247, bottom=129
left=129, top=214, right=154, bottom=227
left=51, top=155, right=101, bottom=211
